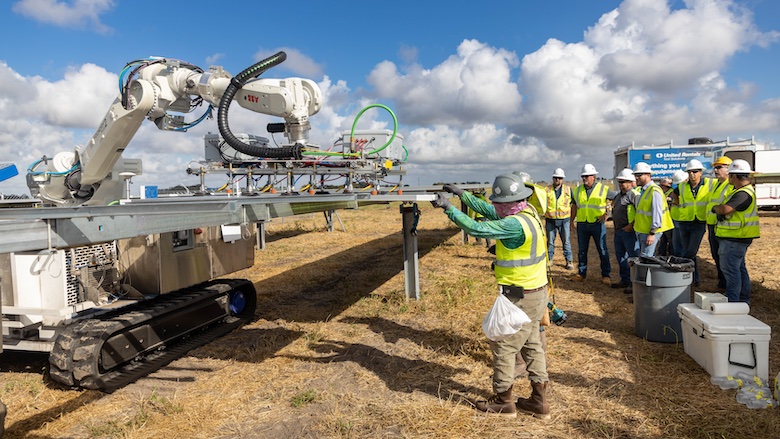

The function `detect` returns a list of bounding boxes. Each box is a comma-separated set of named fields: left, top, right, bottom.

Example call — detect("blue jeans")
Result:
left=675, top=221, right=707, bottom=284
left=718, top=239, right=751, bottom=303
left=576, top=222, right=611, bottom=278
left=545, top=218, right=572, bottom=263
left=671, top=221, right=684, bottom=257
left=707, top=225, right=725, bottom=289
left=637, top=233, right=659, bottom=257
left=614, top=228, right=638, bottom=284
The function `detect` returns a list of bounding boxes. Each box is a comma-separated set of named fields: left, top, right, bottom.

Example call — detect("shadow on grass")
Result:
left=3, top=392, right=105, bottom=439
left=252, top=227, right=460, bottom=323
left=283, top=338, right=484, bottom=402
left=340, top=316, right=492, bottom=365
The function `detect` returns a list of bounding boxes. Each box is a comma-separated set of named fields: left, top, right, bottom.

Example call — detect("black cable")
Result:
left=216, top=51, right=303, bottom=159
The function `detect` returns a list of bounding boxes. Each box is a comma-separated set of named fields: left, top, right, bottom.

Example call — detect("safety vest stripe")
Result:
left=494, top=214, right=545, bottom=267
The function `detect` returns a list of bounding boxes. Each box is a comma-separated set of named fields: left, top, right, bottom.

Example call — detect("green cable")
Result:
left=304, top=103, right=398, bottom=157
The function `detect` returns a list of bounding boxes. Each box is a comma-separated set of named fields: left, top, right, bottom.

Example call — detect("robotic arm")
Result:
left=27, top=52, right=322, bottom=205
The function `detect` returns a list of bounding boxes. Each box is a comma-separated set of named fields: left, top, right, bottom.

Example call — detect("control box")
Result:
left=340, top=130, right=405, bottom=162
left=204, top=133, right=270, bottom=164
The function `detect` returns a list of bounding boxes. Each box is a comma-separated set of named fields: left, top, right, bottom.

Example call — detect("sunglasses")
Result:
left=714, top=165, right=726, bottom=170
left=687, top=170, right=701, bottom=174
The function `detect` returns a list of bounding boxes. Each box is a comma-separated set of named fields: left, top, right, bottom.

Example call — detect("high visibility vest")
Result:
left=706, top=180, right=733, bottom=225
left=715, top=185, right=760, bottom=239
left=528, top=185, right=548, bottom=217
left=574, top=182, right=608, bottom=223
left=545, top=184, right=571, bottom=219
left=678, top=178, right=714, bottom=222
left=494, top=210, right=548, bottom=289
left=627, top=187, right=641, bottom=224
left=634, top=184, right=674, bottom=234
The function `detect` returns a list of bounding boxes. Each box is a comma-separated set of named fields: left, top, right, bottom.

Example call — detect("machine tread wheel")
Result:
left=47, top=279, right=257, bottom=391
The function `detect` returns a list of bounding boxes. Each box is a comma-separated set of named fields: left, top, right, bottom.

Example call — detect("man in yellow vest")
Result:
left=570, top=164, right=611, bottom=286
left=632, top=162, right=674, bottom=257
left=712, top=160, right=760, bottom=303
left=671, top=159, right=714, bottom=286
left=611, top=168, right=640, bottom=292
left=435, top=174, right=550, bottom=419
left=705, top=156, right=733, bottom=291
left=545, top=168, right=574, bottom=269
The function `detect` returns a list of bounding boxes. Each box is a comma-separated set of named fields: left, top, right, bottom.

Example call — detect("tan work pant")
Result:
left=489, top=285, right=549, bottom=393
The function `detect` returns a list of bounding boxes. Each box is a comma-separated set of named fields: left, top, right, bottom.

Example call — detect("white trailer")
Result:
left=614, top=137, right=780, bottom=209
left=719, top=147, right=780, bottom=210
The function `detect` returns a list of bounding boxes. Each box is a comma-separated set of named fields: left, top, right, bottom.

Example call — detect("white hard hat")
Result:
left=672, top=170, right=688, bottom=184
left=513, top=171, right=534, bottom=185
left=616, top=168, right=636, bottom=182
left=580, top=164, right=598, bottom=176
left=684, top=159, right=704, bottom=172
left=552, top=168, right=566, bottom=178
left=728, top=159, right=753, bottom=174
left=632, top=162, right=653, bottom=175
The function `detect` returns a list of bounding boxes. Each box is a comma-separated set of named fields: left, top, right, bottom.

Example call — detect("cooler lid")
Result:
left=677, top=303, right=771, bottom=335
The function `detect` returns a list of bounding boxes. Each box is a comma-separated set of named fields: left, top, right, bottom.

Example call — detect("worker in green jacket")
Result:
left=435, top=173, right=550, bottom=419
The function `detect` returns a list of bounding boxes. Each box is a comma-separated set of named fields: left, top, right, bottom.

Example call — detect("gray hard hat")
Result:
left=489, top=173, right=533, bottom=203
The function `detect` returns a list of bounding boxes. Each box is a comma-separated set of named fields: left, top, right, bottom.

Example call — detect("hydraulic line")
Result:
left=217, top=51, right=303, bottom=159
left=303, top=103, right=400, bottom=158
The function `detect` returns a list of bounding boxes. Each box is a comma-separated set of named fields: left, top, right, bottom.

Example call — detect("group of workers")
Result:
left=428, top=156, right=760, bottom=419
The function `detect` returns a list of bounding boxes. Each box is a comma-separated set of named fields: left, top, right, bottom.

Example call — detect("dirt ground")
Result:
left=1, top=203, right=779, bottom=438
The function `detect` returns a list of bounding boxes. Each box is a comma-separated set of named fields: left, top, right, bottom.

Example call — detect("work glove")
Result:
left=430, top=193, right=452, bottom=210
left=442, top=183, right=464, bottom=197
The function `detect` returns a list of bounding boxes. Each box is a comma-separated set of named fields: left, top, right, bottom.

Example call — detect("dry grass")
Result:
left=1, top=204, right=779, bottom=438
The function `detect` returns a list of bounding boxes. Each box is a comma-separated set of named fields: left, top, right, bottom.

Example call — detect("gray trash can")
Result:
left=629, top=256, right=694, bottom=343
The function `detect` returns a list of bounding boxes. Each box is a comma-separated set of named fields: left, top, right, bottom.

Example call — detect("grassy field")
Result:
left=1, top=202, right=779, bottom=438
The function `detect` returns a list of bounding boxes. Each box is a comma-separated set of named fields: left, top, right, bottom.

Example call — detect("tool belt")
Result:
left=500, top=284, right=546, bottom=300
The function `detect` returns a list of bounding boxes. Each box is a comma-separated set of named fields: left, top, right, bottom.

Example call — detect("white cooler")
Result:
left=677, top=303, right=771, bottom=382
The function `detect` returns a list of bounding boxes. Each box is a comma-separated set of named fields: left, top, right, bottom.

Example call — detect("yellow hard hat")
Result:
left=712, top=156, right=733, bottom=167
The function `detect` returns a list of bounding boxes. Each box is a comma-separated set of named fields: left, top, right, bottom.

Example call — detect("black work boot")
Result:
left=475, top=387, right=517, bottom=418
left=516, top=381, right=551, bottom=419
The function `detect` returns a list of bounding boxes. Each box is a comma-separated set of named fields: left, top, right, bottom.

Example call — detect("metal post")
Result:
left=401, top=204, right=420, bottom=300
left=324, top=210, right=334, bottom=232
left=460, top=198, right=470, bottom=244
left=256, top=221, right=266, bottom=250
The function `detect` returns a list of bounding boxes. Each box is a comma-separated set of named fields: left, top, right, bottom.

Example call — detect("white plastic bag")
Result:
left=482, top=294, right=531, bottom=341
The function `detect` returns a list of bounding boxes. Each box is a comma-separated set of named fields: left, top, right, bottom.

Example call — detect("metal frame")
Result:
left=0, top=192, right=437, bottom=299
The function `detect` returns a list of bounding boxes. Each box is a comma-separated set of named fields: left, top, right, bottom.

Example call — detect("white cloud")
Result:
left=589, top=0, right=770, bottom=93
left=253, top=47, right=324, bottom=79
left=12, top=0, right=116, bottom=34
left=367, top=39, right=522, bottom=126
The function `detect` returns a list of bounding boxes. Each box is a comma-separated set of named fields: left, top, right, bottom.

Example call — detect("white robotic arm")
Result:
left=27, top=52, right=321, bottom=205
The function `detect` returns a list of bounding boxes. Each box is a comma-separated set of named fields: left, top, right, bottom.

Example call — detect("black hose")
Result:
left=217, top=51, right=303, bottom=159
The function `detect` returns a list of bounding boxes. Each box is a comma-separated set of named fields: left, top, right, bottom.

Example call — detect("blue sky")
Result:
left=1, top=0, right=779, bottom=196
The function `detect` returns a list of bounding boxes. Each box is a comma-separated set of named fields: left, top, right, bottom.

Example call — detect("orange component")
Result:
left=371, top=190, right=378, bottom=195
left=397, top=189, right=403, bottom=195
left=270, top=188, right=277, bottom=194
left=308, top=189, right=315, bottom=195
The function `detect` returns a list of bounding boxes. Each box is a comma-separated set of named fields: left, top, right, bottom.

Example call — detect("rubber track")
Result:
left=48, top=279, right=253, bottom=392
